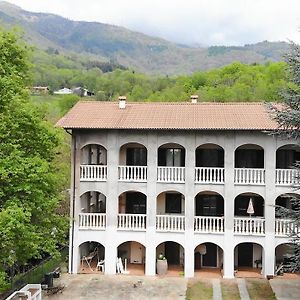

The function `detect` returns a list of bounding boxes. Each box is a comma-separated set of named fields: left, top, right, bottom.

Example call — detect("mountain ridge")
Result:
left=0, top=1, right=290, bottom=74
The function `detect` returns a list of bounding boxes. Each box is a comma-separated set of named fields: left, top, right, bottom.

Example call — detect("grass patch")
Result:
left=221, top=279, right=240, bottom=300
left=246, top=279, right=276, bottom=300
left=186, top=279, right=213, bottom=300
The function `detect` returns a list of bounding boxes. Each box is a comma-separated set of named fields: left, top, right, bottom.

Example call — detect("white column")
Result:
left=184, top=237, right=194, bottom=278
left=264, top=142, right=276, bottom=277
left=104, top=240, right=117, bottom=275
left=223, top=135, right=235, bottom=278
left=145, top=244, right=156, bottom=276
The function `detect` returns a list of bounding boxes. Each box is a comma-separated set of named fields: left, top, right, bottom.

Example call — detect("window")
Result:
left=158, top=148, right=185, bottom=166
left=126, top=148, right=147, bottom=166
left=165, top=193, right=182, bottom=213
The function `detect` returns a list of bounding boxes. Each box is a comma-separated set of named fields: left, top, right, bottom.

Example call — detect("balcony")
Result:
left=194, top=216, right=224, bottom=233
left=80, top=165, right=107, bottom=181
left=157, top=166, right=185, bottom=183
left=78, top=213, right=106, bottom=230
left=118, top=165, right=147, bottom=182
left=275, top=169, right=298, bottom=186
left=234, top=217, right=265, bottom=235
left=117, top=213, right=146, bottom=231
left=234, top=168, right=265, bottom=185
left=195, top=167, right=224, bottom=184
left=156, top=215, right=185, bottom=232
left=275, top=219, right=298, bottom=236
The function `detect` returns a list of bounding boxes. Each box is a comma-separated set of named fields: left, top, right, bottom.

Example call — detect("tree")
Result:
left=269, top=42, right=300, bottom=272
left=0, top=28, right=67, bottom=291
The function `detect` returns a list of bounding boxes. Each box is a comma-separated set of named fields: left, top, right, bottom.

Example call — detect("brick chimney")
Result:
left=118, top=96, right=126, bottom=109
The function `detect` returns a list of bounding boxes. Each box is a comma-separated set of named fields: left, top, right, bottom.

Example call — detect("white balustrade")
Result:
left=156, top=215, right=185, bottom=232
left=195, top=167, right=224, bottom=184
left=80, top=165, right=107, bottom=181
left=275, top=169, right=298, bottom=186
left=275, top=218, right=298, bottom=236
left=234, top=168, right=265, bottom=185
left=79, top=213, right=106, bottom=230
left=194, top=216, right=224, bottom=233
left=118, top=166, right=147, bottom=182
left=157, top=167, right=185, bottom=183
left=117, top=214, right=146, bottom=231
left=234, top=217, right=265, bottom=235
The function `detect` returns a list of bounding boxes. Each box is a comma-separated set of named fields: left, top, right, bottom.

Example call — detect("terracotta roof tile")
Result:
left=56, top=101, right=279, bottom=130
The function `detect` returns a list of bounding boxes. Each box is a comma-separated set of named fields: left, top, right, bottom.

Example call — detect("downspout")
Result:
left=66, top=129, right=76, bottom=273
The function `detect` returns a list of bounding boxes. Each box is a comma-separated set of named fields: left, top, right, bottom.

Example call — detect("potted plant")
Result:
left=156, top=253, right=168, bottom=275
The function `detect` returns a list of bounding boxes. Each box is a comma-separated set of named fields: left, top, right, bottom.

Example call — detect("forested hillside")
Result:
left=0, top=1, right=289, bottom=75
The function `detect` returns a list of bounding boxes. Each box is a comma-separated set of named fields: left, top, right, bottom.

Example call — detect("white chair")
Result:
left=97, top=259, right=105, bottom=272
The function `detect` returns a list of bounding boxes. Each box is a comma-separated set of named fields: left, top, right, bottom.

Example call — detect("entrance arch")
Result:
left=79, top=241, right=105, bottom=273
left=117, top=241, right=145, bottom=275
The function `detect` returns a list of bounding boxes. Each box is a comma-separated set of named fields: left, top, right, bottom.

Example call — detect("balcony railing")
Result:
left=118, top=166, right=147, bottom=182
left=275, top=218, right=298, bottom=236
left=195, top=167, right=224, bottom=184
left=156, top=215, right=185, bottom=232
left=80, top=165, right=107, bottom=181
left=117, top=214, right=146, bottom=231
left=234, top=168, right=265, bottom=185
left=234, top=217, right=265, bottom=235
left=194, top=216, right=224, bottom=233
left=275, top=169, right=298, bottom=186
left=79, top=213, right=106, bottom=230
left=157, top=167, right=185, bottom=183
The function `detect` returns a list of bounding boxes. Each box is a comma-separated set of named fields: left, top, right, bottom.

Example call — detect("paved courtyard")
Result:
left=44, top=274, right=187, bottom=300
left=44, top=273, right=300, bottom=300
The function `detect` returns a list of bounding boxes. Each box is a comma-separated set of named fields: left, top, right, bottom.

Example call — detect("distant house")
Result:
left=53, top=87, right=73, bottom=95
left=31, top=86, right=49, bottom=95
left=73, top=87, right=95, bottom=97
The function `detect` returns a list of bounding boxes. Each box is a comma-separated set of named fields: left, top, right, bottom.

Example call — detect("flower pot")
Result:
left=156, top=259, right=168, bottom=275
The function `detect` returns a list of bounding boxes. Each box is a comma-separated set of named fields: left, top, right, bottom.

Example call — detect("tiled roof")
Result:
left=56, top=101, right=279, bottom=130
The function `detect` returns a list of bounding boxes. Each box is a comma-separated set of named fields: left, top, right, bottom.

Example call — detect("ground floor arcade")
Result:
left=71, top=230, right=298, bottom=278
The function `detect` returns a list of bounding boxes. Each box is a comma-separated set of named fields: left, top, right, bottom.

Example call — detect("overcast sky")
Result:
left=5, top=0, right=300, bottom=46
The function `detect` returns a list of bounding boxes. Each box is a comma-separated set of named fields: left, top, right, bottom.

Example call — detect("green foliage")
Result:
left=56, top=94, right=80, bottom=115
left=270, top=42, right=300, bottom=272
left=0, top=28, right=67, bottom=292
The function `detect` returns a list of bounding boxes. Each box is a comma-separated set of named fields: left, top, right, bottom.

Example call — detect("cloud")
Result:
left=6, top=0, right=300, bottom=45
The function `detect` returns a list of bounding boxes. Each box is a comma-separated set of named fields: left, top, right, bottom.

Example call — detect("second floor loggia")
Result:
left=79, top=142, right=300, bottom=186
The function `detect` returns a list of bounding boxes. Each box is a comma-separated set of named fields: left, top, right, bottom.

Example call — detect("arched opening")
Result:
left=118, top=191, right=147, bottom=230
left=119, top=142, right=147, bottom=166
left=194, top=243, right=223, bottom=278
left=275, top=193, right=300, bottom=216
left=81, top=144, right=107, bottom=165
left=156, top=241, right=184, bottom=276
left=195, top=144, right=224, bottom=183
left=79, top=192, right=106, bottom=229
left=235, top=193, right=264, bottom=217
left=196, top=144, right=224, bottom=168
left=158, top=143, right=185, bottom=167
left=234, top=242, right=263, bottom=277
left=156, top=191, right=185, bottom=232
left=276, top=144, right=300, bottom=169
left=119, top=143, right=148, bottom=181
left=79, top=241, right=105, bottom=273
left=117, top=241, right=145, bottom=275
left=194, top=191, right=224, bottom=233
left=80, top=191, right=106, bottom=213
left=275, top=243, right=300, bottom=277
left=157, top=143, right=186, bottom=183
left=235, top=144, right=264, bottom=168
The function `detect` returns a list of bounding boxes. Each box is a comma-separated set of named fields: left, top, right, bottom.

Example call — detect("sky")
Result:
left=5, top=0, right=300, bottom=46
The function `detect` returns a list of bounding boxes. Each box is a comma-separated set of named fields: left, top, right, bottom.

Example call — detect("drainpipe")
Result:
left=66, top=129, right=76, bottom=273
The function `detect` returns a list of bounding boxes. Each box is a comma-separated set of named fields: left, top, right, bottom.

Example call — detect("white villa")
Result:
left=57, top=96, right=299, bottom=278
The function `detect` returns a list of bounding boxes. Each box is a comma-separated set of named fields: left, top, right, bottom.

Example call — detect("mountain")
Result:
left=0, top=1, right=290, bottom=75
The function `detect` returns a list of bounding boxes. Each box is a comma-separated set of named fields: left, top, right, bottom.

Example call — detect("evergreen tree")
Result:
left=270, top=42, right=300, bottom=272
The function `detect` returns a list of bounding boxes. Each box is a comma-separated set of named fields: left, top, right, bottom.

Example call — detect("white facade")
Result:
left=68, top=128, right=299, bottom=278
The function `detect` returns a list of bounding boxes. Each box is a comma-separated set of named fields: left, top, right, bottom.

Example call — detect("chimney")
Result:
left=190, top=95, right=198, bottom=103
left=118, top=96, right=126, bottom=109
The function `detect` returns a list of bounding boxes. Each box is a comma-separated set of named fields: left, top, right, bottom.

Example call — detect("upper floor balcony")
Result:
left=79, top=142, right=300, bottom=187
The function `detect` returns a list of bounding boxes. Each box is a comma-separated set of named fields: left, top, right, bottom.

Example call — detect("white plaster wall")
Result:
left=69, top=128, right=299, bottom=278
